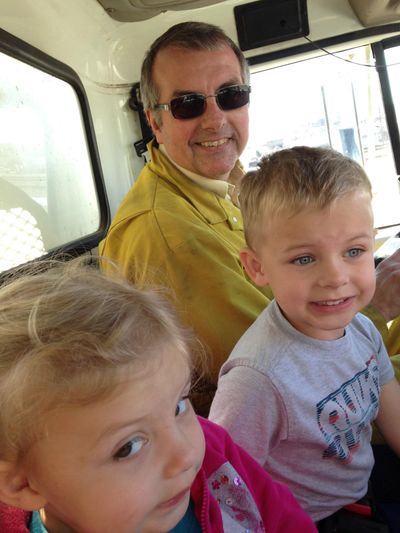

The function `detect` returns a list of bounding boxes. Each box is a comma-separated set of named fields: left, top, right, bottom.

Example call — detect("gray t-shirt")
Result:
left=209, top=300, right=394, bottom=521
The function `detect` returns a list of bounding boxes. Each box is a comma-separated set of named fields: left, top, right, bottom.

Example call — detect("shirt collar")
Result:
left=159, top=144, right=237, bottom=203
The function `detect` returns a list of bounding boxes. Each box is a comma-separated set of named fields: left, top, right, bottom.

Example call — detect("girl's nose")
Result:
left=162, top=428, right=198, bottom=479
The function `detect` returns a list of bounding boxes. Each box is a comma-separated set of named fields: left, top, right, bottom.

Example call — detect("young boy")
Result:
left=209, top=146, right=400, bottom=523
left=0, top=258, right=316, bottom=533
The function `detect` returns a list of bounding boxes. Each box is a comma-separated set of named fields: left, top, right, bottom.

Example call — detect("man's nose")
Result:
left=200, top=95, right=226, bottom=127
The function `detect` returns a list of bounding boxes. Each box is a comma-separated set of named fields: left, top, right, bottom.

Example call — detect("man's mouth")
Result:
left=198, top=138, right=229, bottom=148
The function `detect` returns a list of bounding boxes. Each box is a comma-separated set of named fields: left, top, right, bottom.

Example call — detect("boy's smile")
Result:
left=250, top=191, right=376, bottom=340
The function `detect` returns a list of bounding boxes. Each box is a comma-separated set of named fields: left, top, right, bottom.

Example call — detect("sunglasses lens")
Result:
left=167, top=85, right=250, bottom=119
left=170, top=94, right=205, bottom=119
left=217, top=85, right=250, bottom=111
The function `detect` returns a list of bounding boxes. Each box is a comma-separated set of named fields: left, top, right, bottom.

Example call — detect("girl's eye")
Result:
left=114, top=437, right=145, bottom=460
left=175, top=397, right=189, bottom=417
left=293, top=255, right=313, bottom=266
left=346, top=248, right=363, bottom=258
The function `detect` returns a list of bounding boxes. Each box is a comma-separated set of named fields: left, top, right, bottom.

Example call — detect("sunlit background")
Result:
left=245, top=45, right=400, bottom=236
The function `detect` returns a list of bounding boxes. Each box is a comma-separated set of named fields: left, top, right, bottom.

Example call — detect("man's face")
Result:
left=146, top=45, right=249, bottom=181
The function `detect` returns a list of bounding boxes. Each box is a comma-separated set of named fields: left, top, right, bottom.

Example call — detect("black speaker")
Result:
left=234, top=0, right=309, bottom=51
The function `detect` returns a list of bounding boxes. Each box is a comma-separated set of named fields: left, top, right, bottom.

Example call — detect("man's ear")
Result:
left=0, top=461, right=47, bottom=511
left=145, top=110, right=162, bottom=142
left=240, top=247, right=269, bottom=287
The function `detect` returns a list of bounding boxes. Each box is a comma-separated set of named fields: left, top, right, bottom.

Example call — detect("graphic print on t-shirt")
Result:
left=316, top=355, right=379, bottom=463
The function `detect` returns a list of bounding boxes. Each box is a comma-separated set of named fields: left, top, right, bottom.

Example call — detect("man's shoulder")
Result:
left=109, top=164, right=198, bottom=227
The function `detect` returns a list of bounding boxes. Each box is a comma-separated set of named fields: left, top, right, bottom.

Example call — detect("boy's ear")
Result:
left=0, top=461, right=47, bottom=511
left=240, top=247, right=269, bottom=287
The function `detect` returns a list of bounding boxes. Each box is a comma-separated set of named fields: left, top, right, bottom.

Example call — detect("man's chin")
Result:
left=200, top=162, right=238, bottom=181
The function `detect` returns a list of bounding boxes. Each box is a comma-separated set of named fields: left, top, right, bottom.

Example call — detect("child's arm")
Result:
left=227, top=433, right=318, bottom=532
left=209, top=364, right=287, bottom=467
left=199, top=418, right=317, bottom=532
left=375, top=377, right=400, bottom=455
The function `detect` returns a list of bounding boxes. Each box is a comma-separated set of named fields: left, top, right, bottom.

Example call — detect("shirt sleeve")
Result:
left=209, top=364, right=288, bottom=467
left=373, top=323, right=396, bottom=386
left=361, top=303, right=389, bottom=345
left=386, top=316, right=400, bottom=356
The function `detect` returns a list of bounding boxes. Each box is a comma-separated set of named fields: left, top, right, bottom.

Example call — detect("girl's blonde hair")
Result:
left=0, top=257, right=197, bottom=458
left=240, top=146, right=372, bottom=248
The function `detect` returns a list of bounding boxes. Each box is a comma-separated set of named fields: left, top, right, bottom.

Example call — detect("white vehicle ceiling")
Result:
left=96, top=0, right=400, bottom=26
left=96, top=0, right=228, bottom=21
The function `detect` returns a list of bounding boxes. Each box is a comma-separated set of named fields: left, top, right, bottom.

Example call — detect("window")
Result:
left=0, top=33, right=108, bottom=274
left=246, top=44, right=400, bottom=233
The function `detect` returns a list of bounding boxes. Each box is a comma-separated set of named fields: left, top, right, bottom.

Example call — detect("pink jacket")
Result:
left=0, top=418, right=316, bottom=532
left=193, top=418, right=316, bottom=532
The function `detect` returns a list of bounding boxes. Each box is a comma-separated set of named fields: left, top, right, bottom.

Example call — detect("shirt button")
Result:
left=232, top=216, right=238, bottom=223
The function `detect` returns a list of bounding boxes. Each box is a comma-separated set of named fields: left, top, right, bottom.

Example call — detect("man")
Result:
left=100, top=21, right=400, bottom=415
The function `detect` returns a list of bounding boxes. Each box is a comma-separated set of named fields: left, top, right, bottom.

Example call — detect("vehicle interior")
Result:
left=1, top=0, right=400, bottom=273
left=2, top=2, right=400, bottom=530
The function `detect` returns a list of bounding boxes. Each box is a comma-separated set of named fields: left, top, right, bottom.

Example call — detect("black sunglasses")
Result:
left=154, top=84, right=251, bottom=120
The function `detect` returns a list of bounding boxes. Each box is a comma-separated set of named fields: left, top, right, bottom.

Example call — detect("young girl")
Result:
left=0, top=259, right=316, bottom=533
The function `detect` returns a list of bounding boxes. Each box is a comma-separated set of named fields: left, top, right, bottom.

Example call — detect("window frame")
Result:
left=247, top=24, right=400, bottom=178
left=247, top=23, right=400, bottom=234
left=0, top=27, right=110, bottom=263
left=372, top=35, right=400, bottom=176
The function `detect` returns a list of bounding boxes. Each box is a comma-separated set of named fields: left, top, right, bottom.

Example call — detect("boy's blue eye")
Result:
left=293, top=255, right=313, bottom=265
left=346, top=248, right=363, bottom=257
left=114, top=437, right=145, bottom=460
left=175, top=397, right=188, bottom=417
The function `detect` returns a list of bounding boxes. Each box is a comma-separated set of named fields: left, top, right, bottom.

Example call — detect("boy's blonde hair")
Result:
left=0, top=258, right=196, bottom=458
left=240, top=146, right=372, bottom=248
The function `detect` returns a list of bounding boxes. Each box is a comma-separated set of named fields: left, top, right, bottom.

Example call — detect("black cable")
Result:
left=302, top=34, right=400, bottom=70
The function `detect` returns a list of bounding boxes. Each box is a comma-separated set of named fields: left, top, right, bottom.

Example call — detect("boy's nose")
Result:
left=318, top=260, right=349, bottom=288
